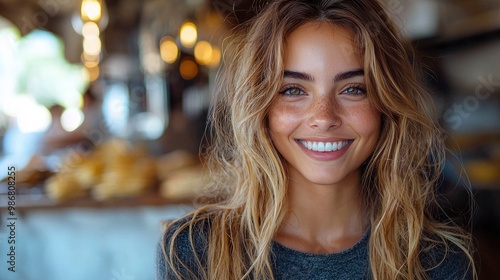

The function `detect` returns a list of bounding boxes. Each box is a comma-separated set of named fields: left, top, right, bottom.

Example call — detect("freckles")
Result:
left=345, top=103, right=381, bottom=132
left=269, top=103, right=302, bottom=130
left=317, top=102, right=338, bottom=118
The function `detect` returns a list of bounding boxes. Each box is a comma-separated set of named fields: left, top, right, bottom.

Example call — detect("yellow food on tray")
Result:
left=44, top=139, right=159, bottom=201
left=92, top=156, right=157, bottom=200
left=44, top=138, right=205, bottom=202
left=159, top=165, right=205, bottom=200
left=156, top=150, right=199, bottom=181
left=45, top=172, right=89, bottom=201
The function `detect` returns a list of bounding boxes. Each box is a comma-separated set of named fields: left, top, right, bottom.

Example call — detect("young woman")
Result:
left=156, top=0, right=476, bottom=279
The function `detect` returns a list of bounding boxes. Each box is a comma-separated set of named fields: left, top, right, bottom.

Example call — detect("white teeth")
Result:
left=317, top=142, right=325, bottom=152
left=325, top=142, right=332, bottom=150
left=332, top=142, right=338, bottom=151
left=299, top=140, right=350, bottom=152
left=306, top=142, right=311, bottom=150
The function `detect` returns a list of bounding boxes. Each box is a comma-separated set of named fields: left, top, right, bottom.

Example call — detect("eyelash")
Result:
left=278, top=84, right=367, bottom=96
left=279, top=84, right=305, bottom=96
left=342, top=84, right=367, bottom=96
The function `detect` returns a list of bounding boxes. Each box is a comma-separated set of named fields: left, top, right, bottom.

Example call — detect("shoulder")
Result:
left=163, top=213, right=212, bottom=249
left=421, top=242, right=474, bottom=280
left=156, top=214, right=212, bottom=280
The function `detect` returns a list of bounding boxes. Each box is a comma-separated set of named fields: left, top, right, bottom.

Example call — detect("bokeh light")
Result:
left=85, top=65, right=100, bottom=82
left=83, top=35, right=101, bottom=55
left=194, top=41, right=212, bottom=65
left=160, top=36, right=178, bottom=64
left=208, top=46, right=221, bottom=68
left=61, top=108, right=85, bottom=132
left=81, top=0, right=102, bottom=22
left=179, top=22, right=197, bottom=48
left=179, top=58, right=198, bottom=80
left=14, top=96, right=52, bottom=133
left=82, top=22, right=100, bottom=37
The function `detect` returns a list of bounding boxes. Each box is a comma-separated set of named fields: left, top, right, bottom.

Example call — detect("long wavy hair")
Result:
left=163, top=0, right=476, bottom=279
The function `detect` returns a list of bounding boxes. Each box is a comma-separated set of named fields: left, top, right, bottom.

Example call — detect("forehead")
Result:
left=283, top=22, right=362, bottom=70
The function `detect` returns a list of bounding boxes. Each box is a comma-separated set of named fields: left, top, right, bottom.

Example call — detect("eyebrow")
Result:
left=334, top=69, right=364, bottom=82
left=283, top=69, right=364, bottom=83
left=283, top=70, right=314, bottom=82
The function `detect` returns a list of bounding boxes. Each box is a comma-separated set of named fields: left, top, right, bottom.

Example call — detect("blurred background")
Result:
left=0, top=0, right=499, bottom=279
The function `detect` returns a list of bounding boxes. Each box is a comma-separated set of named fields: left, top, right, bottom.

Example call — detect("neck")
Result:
left=276, top=170, right=368, bottom=253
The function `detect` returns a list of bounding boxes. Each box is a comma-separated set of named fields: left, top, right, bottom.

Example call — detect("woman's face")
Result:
left=268, top=22, right=381, bottom=187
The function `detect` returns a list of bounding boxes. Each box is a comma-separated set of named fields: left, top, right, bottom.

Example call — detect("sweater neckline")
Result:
left=271, top=228, right=370, bottom=258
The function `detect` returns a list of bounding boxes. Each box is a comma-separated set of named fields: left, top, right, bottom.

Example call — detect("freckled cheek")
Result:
left=346, top=104, right=381, bottom=138
left=268, top=103, right=303, bottom=137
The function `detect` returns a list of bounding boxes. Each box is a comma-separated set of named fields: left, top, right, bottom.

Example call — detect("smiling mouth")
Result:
left=297, top=140, right=352, bottom=152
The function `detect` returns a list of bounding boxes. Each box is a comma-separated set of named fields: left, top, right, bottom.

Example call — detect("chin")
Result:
left=302, top=171, right=346, bottom=186
left=300, top=166, right=360, bottom=187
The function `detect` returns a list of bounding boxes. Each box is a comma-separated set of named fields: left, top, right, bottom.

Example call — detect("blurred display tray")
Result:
left=0, top=192, right=194, bottom=212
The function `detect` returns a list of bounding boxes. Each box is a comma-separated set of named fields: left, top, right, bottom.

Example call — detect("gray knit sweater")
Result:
left=156, top=218, right=472, bottom=280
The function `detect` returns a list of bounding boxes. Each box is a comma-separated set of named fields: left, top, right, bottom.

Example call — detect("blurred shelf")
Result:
left=0, top=192, right=194, bottom=212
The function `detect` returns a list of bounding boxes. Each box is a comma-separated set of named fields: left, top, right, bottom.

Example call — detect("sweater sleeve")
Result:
left=155, top=238, right=168, bottom=280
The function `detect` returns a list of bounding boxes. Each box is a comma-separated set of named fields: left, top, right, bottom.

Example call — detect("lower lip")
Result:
left=296, top=140, right=352, bottom=161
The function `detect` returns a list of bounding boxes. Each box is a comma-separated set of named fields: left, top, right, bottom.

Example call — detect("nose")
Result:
left=307, top=95, right=342, bottom=130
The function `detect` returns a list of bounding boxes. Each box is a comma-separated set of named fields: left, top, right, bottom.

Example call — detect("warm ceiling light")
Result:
left=208, top=46, right=221, bottom=68
left=81, top=52, right=100, bottom=67
left=179, top=58, right=198, bottom=80
left=85, top=65, right=100, bottom=82
left=194, top=41, right=212, bottom=65
left=82, top=22, right=100, bottom=37
left=179, top=22, right=197, bottom=48
left=81, top=0, right=102, bottom=22
left=160, top=36, right=178, bottom=64
left=83, top=36, right=101, bottom=55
